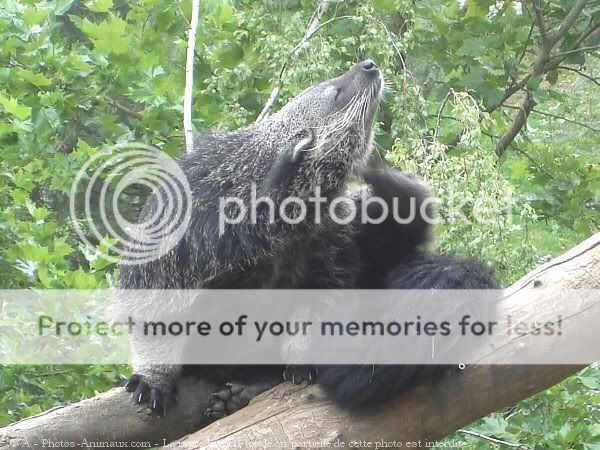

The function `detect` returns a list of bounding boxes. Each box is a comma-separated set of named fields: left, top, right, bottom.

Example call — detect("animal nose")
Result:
left=359, top=60, right=378, bottom=72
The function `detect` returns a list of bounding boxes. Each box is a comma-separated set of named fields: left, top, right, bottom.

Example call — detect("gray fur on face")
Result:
left=245, top=61, right=383, bottom=196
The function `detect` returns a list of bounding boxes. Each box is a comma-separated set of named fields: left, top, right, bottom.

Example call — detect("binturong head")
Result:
left=262, top=60, right=384, bottom=196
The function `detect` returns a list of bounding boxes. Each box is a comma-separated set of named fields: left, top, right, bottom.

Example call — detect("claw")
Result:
left=124, top=374, right=141, bottom=392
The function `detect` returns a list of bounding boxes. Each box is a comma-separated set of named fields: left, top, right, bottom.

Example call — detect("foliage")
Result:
left=0, top=0, right=598, bottom=446
left=448, top=364, right=600, bottom=449
left=0, top=365, right=130, bottom=426
left=387, top=90, right=540, bottom=283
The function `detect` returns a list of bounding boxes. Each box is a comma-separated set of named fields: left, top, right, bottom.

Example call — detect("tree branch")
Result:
left=106, top=97, right=143, bottom=120
left=255, top=0, right=333, bottom=123
left=0, top=376, right=220, bottom=449
left=512, top=144, right=555, bottom=180
left=487, top=0, right=591, bottom=116
left=518, top=21, right=536, bottom=65
left=502, top=104, right=600, bottom=134
left=169, top=234, right=599, bottom=448
left=457, top=429, right=528, bottom=449
left=445, top=0, right=594, bottom=154
left=1, top=234, right=598, bottom=448
left=183, top=0, right=200, bottom=153
left=549, top=0, right=588, bottom=48
left=434, top=90, right=454, bottom=139
left=495, top=91, right=536, bottom=156
left=486, top=75, right=532, bottom=114
left=532, top=1, right=549, bottom=49
left=550, top=44, right=600, bottom=61
left=104, top=98, right=177, bottom=142
left=557, top=65, right=600, bottom=86
left=572, top=21, right=600, bottom=49
left=532, top=108, right=599, bottom=133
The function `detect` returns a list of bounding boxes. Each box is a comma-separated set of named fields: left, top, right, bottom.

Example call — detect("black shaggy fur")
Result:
left=119, top=61, right=499, bottom=416
left=312, top=169, right=499, bottom=409
left=198, top=168, right=500, bottom=415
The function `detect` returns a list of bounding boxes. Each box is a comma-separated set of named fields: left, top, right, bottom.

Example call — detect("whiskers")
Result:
left=313, top=84, right=380, bottom=158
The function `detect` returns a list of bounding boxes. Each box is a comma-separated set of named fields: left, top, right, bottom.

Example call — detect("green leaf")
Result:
left=53, top=238, right=75, bottom=258
left=85, top=0, right=113, bottom=13
left=32, top=207, right=50, bottom=221
left=78, top=15, right=130, bottom=55
left=11, top=171, right=35, bottom=191
left=18, top=69, right=52, bottom=87
left=22, top=7, right=47, bottom=26
left=0, top=96, right=32, bottom=120
left=371, top=0, right=398, bottom=13
left=480, top=88, right=504, bottom=111
left=533, top=89, right=551, bottom=104
left=36, top=266, right=55, bottom=288
left=564, top=52, right=586, bottom=66
left=526, top=75, right=543, bottom=91
left=460, top=65, right=488, bottom=90
left=475, top=417, right=512, bottom=439
left=11, top=189, right=29, bottom=205
left=53, top=0, right=76, bottom=15
left=577, top=376, right=600, bottom=390
left=458, top=36, right=495, bottom=57
left=90, top=255, right=114, bottom=271
left=216, top=3, right=235, bottom=23
left=546, top=70, right=559, bottom=86
left=22, top=405, right=43, bottom=416
left=466, top=0, right=490, bottom=18
left=509, top=159, right=531, bottom=180
left=20, top=244, right=50, bottom=263
left=215, top=43, right=244, bottom=69
left=0, top=121, right=15, bottom=134
left=63, top=268, right=100, bottom=289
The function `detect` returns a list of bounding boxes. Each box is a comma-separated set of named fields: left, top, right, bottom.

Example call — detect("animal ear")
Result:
left=263, top=128, right=314, bottom=193
left=291, top=128, right=314, bottom=163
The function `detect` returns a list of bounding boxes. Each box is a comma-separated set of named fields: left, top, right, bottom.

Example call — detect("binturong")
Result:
left=117, top=60, right=387, bottom=416
left=116, top=60, right=495, bottom=419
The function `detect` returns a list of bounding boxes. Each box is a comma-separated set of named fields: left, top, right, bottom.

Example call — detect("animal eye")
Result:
left=333, top=88, right=341, bottom=100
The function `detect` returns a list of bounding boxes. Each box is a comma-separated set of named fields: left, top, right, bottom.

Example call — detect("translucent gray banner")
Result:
left=0, top=289, right=598, bottom=364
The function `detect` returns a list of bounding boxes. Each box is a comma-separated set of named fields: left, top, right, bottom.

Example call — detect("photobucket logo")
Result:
left=69, top=143, right=192, bottom=265
left=218, top=184, right=438, bottom=235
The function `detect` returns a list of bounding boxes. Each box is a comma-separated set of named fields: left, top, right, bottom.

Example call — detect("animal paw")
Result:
left=124, top=373, right=178, bottom=416
left=283, top=365, right=316, bottom=385
left=205, top=380, right=278, bottom=420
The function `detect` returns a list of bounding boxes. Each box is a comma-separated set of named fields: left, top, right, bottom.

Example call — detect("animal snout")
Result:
left=359, top=60, right=378, bottom=72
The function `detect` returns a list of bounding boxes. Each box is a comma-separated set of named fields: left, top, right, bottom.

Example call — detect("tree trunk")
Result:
left=0, top=377, right=219, bottom=449
left=0, top=233, right=598, bottom=449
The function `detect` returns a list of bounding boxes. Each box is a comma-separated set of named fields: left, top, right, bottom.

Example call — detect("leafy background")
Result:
left=0, top=0, right=598, bottom=448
